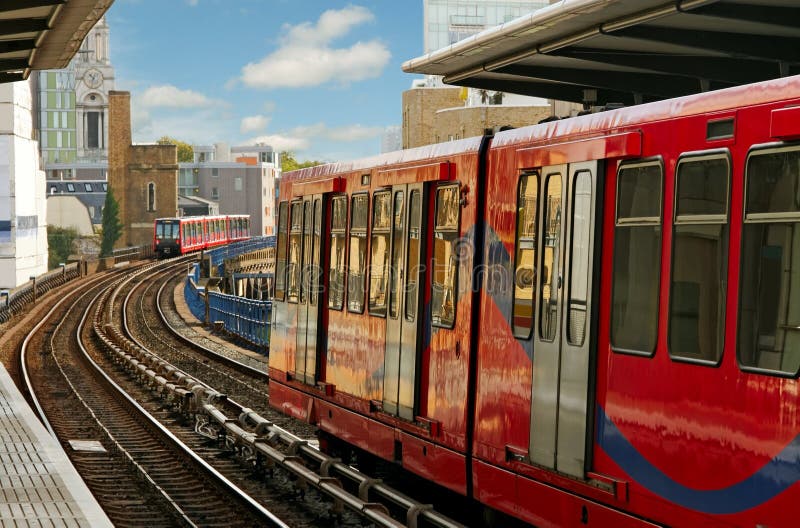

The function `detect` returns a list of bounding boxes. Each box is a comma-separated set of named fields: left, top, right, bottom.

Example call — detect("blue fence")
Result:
left=184, top=236, right=273, bottom=350
left=208, top=292, right=271, bottom=348
left=206, top=236, right=276, bottom=276
left=184, top=272, right=206, bottom=322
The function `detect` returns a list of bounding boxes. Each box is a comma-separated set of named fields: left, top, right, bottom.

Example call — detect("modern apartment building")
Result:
left=37, top=16, right=115, bottom=180
left=179, top=144, right=279, bottom=236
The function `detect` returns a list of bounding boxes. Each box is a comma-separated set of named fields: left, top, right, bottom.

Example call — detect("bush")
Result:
left=47, top=226, right=78, bottom=269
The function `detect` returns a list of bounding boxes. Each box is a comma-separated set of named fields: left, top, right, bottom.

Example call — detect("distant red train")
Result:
left=153, top=214, right=250, bottom=258
left=268, top=75, right=800, bottom=527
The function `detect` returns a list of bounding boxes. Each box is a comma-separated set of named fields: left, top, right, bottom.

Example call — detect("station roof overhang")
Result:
left=402, top=0, right=800, bottom=106
left=0, top=0, right=114, bottom=83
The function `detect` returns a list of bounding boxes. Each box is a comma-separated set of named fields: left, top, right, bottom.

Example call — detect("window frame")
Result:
left=737, top=143, right=800, bottom=378
left=274, top=201, right=289, bottom=301
left=667, top=150, right=731, bottom=366
left=610, top=158, right=664, bottom=357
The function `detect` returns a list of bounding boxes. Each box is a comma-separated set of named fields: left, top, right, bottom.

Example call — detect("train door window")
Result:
left=405, top=190, right=422, bottom=321
left=348, top=194, right=368, bottom=313
left=288, top=201, right=303, bottom=303
left=310, top=199, right=322, bottom=306
left=301, top=202, right=313, bottom=304
left=540, top=173, right=563, bottom=341
left=389, top=190, right=405, bottom=318
left=611, top=161, right=663, bottom=355
left=513, top=173, right=539, bottom=338
left=567, top=170, right=592, bottom=346
left=369, top=190, right=392, bottom=316
left=328, top=196, right=347, bottom=310
left=669, top=154, right=730, bottom=363
left=275, top=202, right=288, bottom=301
left=432, top=184, right=460, bottom=328
left=739, top=146, right=800, bottom=376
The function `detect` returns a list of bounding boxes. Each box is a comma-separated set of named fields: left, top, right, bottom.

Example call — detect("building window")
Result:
left=431, top=185, right=460, bottom=328
left=611, top=161, right=663, bottom=355
left=84, top=183, right=93, bottom=192
left=66, top=183, right=75, bottom=192
left=147, top=182, right=156, bottom=212
left=739, top=146, right=800, bottom=376
left=86, top=111, right=102, bottom=149
left=235, top=177, right=243, bottom=191
left=212, top=168, right=219, bottom=177
left=211, top=187, right=219, bottom=200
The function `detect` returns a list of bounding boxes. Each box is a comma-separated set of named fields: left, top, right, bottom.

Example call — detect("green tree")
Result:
left=47, top=226, right=78, bottom=269
left=156, top=135, right=194, bottom=162
left=100, top=188, right=123, bottom=257
left=280, top=151, right=323, bottom=173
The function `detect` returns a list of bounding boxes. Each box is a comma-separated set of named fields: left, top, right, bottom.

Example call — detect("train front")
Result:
left=154, top=218, right=181, bottom=258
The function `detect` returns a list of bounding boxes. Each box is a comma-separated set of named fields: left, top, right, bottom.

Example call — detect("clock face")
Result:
left=84, top=68, right=103, bottom=89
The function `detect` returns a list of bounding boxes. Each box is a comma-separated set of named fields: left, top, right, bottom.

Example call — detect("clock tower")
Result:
left=74, top=16, right=115, bottom=165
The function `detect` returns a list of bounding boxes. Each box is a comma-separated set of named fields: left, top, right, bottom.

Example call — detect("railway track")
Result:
left=10, top=257, right=468, bottom=527
left=20, top=260, right=288, bottom=527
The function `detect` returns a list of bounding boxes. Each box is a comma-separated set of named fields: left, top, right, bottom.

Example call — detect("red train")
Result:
left=153, top=214, right=250, bottom=258
left=268, top=75, right=800, bottom=527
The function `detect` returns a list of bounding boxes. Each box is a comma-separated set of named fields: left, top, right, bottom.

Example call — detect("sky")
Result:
left=106, top=0, right=425, bottom=162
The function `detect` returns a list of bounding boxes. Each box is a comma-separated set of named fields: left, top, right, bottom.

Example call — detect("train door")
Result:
left=529, top=161, right=598, bottom=478
left=295, top=194, right=325, bottom=385
left=383, top=183, right=426, bottom=420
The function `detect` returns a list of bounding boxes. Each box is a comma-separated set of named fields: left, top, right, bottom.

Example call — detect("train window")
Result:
left=611, top=161, right=663, bottom=355
left=432, top=184, right=460, bottom=329
left=369, top=191, right=392, bottom=317
left=328, top=196, right=347, bottom=310
left=540, top=173, right=562, bottom=342
left=567, top=170, right=592, bottom=346
left=513, top=173, right=539, bottom=339
left=348, top=194, right=369, bottom=312
left=287, top=201, right=303, bottom=303
left=669, top=155, right=730, bottom=363
left=275, top=202, right=288, bottom=301
left=739, top=146, right=800, bottom=376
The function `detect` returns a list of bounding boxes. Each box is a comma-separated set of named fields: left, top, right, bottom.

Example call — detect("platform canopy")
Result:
left=403, top=0, right=800, bottom=106
left=0, top=0, right=114, bottom=83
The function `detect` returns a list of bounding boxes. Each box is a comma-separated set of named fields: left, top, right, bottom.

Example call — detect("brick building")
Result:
left=108, top=91, right=178, bottom=248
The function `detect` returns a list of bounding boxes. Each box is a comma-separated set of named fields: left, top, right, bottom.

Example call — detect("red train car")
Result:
left=269, top=75, right=800, bottom=527
left=153, top=214, right=250, bottom=258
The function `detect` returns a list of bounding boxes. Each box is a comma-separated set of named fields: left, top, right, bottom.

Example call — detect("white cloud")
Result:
left=187, top=0, right=199, bottom=6
left=240, top=115, right=270, bottom=134
left=240, top=6, right=390, bottom=89
left=262, top=101, right=276, bottom=113
left=137, top=84, right=218, bottom=109
left=249, top=134, right=310, bottom=152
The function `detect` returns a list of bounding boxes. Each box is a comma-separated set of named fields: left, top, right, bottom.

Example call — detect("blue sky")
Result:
left=106, top=1, right=425, bottom=162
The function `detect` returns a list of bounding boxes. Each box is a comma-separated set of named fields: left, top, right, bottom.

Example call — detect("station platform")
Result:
left=0, top=362, right=112, bottom=527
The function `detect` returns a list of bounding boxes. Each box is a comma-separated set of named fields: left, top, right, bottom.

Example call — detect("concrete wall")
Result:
left=48, top=196, right=94, bottom=235
left=0, top=81, right=48, bottom=288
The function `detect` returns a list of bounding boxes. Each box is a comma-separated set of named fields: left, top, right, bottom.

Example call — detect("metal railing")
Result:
left=0, top=262, right=81, bottom=323
left=208, top=292, right=271, bottom=349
